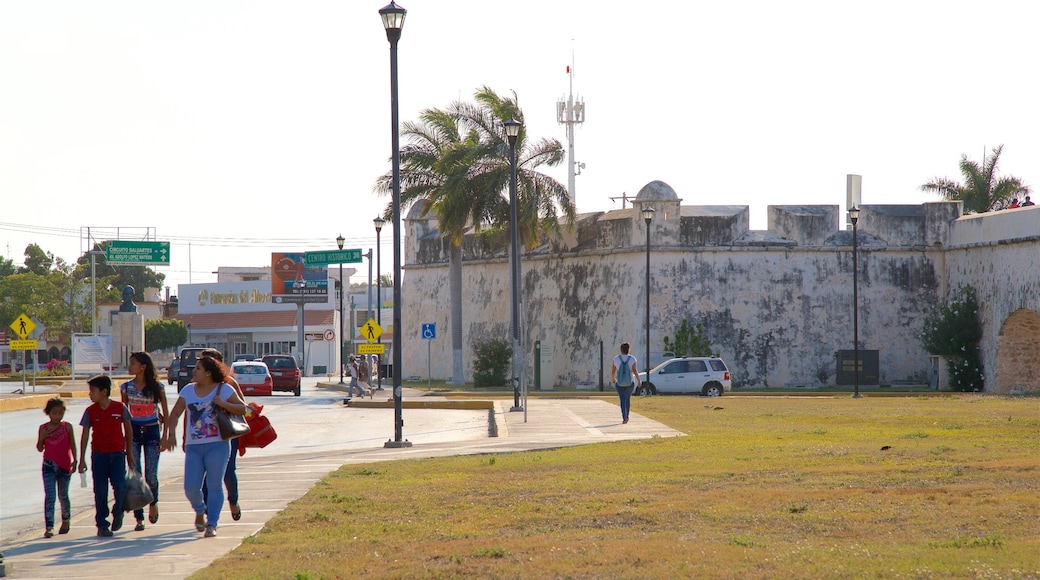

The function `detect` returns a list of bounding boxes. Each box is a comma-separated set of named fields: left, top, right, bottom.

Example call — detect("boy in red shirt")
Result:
left=78, top=375, right=135, bottom=537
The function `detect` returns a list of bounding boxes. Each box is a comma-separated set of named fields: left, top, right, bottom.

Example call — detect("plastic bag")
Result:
left=123, top=468, right=154, bottom=512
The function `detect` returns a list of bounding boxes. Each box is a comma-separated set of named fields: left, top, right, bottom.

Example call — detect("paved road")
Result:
left=1, top=378, right=488, bottom=545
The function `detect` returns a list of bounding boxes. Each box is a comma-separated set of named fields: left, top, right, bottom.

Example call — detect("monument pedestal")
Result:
left=112, top=312, right=145, bottom=368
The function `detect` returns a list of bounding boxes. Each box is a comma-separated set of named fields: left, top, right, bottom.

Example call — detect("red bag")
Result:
left=239, top=403, right=277, bottom=455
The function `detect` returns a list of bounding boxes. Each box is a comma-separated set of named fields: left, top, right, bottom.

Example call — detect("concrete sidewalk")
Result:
left=0, top=392, right=682, bottom=579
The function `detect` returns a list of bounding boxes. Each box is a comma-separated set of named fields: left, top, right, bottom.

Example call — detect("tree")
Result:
left=73, top=242, right=166, bottom=301
left=920, top=145, right=1032, bottom=214
left=375, top=87, right=573, bottom=384
left=20, top=244, right=54, bottom=275
left=145, top=319, right=188, bottom=351
left=0, top=256, right=17, bottom=277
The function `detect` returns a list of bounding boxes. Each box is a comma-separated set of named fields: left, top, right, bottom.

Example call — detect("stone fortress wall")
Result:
left=401, top=181, right=1040, bottom=393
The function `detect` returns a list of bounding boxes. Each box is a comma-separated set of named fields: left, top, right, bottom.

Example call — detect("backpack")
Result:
left=616, top=355, right=633, bottom=387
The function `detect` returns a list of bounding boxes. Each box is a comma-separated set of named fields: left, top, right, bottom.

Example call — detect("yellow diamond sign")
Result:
left=10, top=313, right=35, bottom=339
left=361, top=318, right=383, bottom=343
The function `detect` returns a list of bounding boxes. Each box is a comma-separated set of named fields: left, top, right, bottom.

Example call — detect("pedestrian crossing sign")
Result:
left=362, top=319, right=383, bottom=343
left=10, top=313, right=35, bottom=339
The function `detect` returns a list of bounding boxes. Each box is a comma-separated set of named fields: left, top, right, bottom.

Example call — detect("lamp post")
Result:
left=505, top=118, right=523, bottom=412
left=373, top=216, right=385, bottom=392
left=848, top=206, right=861, bottom=398
left=379, top=1, right=410, bottom=447
left=337, top=234, right=346, bottom=385
left=642, top=206, right=655, bottom=382
left=187, top=323, right=192, bottom=346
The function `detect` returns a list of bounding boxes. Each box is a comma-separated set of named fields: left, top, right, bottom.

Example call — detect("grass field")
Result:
left=194, top=395, right=1039, bottom=579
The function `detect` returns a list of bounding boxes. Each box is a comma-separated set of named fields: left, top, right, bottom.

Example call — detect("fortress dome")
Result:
left=634, top=180, right=680, bottom=202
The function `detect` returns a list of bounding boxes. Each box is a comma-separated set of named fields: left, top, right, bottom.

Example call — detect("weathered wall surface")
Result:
left=401, top=188, right=1039, bottom=392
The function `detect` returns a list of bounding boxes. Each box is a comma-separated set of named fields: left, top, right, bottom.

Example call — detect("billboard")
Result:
left=271, top=252, right=328, bottom=304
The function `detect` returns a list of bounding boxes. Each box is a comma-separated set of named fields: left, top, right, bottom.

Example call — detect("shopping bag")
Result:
left=216, top=408, right=251, bottom=440
left=242, top=413, right=277, bottom=449
left=123, top=468, right=154, bottom=512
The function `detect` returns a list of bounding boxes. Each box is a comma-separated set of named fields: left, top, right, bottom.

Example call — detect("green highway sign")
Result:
left=304, top=249, right=363, bottom=265
left=106, top=240, right=170, bottom=265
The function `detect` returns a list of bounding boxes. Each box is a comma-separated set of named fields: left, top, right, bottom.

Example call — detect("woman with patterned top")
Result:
left=120, top=351, right=169, bottom=531
left=161, top=356, right=247, bottom=537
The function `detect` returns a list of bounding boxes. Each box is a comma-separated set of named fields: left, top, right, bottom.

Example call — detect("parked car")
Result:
left=261, top=355, right=301, bottom=396
left=0, top=362, right=23, bottom=374
left=176, top=347, right=208, bottom=392
left=24, top=363, right=47, bottom=373
left=167, top=358, right=180, bottom=385
left=234, top=353, right=259, bottom=362
left=231, top=361, right=273, bottom=396
left=636, top=357, right=732, bottom=397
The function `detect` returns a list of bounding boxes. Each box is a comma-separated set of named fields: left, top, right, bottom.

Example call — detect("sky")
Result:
left=2, top=1, right=1037, bottom=296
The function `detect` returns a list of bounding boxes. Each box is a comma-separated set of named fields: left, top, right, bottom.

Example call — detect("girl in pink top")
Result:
left=37, top=398, right=78, bottom=538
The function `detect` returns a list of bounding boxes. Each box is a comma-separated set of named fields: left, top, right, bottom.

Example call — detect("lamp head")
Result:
left=504, top=118, right=521, bottom=148
left=373, top=216, right=385, bottom=234
left=641, top=205, right=656, bottom=224
left=379, top=2, right=406, bottom=42
left=336, top=234, right=345, bottom=250
left=848, top=206, right=860, bottom=224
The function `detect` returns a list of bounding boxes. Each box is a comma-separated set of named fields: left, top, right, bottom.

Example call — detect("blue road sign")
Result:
left=421, top=323, right=436, bottom=340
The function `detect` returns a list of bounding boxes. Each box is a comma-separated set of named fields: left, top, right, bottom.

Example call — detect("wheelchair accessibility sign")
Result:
left=421, top=323, right=436, bottom=340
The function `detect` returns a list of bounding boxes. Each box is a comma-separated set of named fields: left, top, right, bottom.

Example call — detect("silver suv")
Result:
left=636, top=357, right=731, bottom=397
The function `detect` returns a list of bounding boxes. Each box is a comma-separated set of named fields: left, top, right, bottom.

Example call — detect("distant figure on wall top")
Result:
left=119, top=285, right=138, bottom=313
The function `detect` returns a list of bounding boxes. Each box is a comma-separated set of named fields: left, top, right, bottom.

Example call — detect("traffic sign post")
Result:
left=10, top=313, right=35, bottom=339
left=421, top=323, right=436, bottom=388
left=106, top=241, right=171, bottom=265
left=304, top=249, right=363, bottom=265
left=362, top=319, right=383, bottom=343
left=357, top=343, right=386, bottom=355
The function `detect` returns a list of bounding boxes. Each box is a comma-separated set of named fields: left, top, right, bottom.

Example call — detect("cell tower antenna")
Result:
left=556, top=47, right=585, bottom=210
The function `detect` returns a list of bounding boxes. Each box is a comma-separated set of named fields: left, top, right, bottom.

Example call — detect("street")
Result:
left=1, top=377, right=488, bottom=544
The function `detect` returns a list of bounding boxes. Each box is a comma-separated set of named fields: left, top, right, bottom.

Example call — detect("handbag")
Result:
left=216, top=407, right=251, bottom=440
left=123, top=468, right=154, bottom=512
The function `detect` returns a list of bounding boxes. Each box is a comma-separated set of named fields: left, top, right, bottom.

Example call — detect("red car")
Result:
left=0, top=363, right=23, bottom=374
left=261, top=355, right=301, bottom=396
left=231, top=361, right=273, bottom=397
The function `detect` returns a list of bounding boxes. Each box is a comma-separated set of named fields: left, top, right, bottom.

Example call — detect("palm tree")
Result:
left=920, top=145, right=1031, bottom=214
left=375, top=87, right=574, bottom=384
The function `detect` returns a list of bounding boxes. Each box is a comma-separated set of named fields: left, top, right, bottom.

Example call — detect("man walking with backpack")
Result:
left=611, top=342, right=641, bottom=424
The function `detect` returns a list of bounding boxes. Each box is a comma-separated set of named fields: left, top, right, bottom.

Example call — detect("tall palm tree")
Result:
left=921, top=145, right=1031, bottom=214
left=375, top=87, right=574, bottom=384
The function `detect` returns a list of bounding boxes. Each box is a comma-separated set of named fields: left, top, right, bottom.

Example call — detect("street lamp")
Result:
left=337, top=234, right=346, bottom=385
left=848, top=206, right=861, bottom=398
left=642, top=206, right=655, bottom=383
left=373, top=215, right=385, bottom=392
left=187, top=323, right=192, bottom=346
left=379, top=1, right=410, bottom=447
left=505, top=118, right=523, bottom=412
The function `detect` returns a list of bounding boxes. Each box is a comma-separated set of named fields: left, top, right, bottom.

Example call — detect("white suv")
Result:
left=636, top=357, right=732, bottom=397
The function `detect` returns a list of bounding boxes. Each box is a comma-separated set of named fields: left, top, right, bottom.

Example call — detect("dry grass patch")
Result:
left=194, top=396, right=1040, bottom=579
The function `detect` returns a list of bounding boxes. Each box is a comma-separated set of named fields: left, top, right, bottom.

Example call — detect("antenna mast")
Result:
left=556, top=50, right=585, bottom=210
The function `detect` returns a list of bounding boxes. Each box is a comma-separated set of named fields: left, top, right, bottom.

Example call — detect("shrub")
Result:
left=472, top=338, right=511, bottom=388
left=921, top=285, right=983, bottom=392
left=662, top=320, right=715, bottom=357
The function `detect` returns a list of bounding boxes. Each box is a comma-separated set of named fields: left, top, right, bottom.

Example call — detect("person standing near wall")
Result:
left=611, top=342, right=641, bottom=424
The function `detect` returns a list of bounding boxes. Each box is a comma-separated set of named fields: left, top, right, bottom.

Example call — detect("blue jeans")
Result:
left=615, top=384, right=634, bottom=421
left=90, top=451, right=127, bottom=531
left=131, top=423, right=161, bottom=522
left=202, top=438, right=239, bottom=507
left=42, top=460, right=72, bottom=529
left=185, top=440, right=231, bottom=528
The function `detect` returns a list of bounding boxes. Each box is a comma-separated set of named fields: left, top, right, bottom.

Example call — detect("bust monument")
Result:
left=118, top=285, right=138, bottom=313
